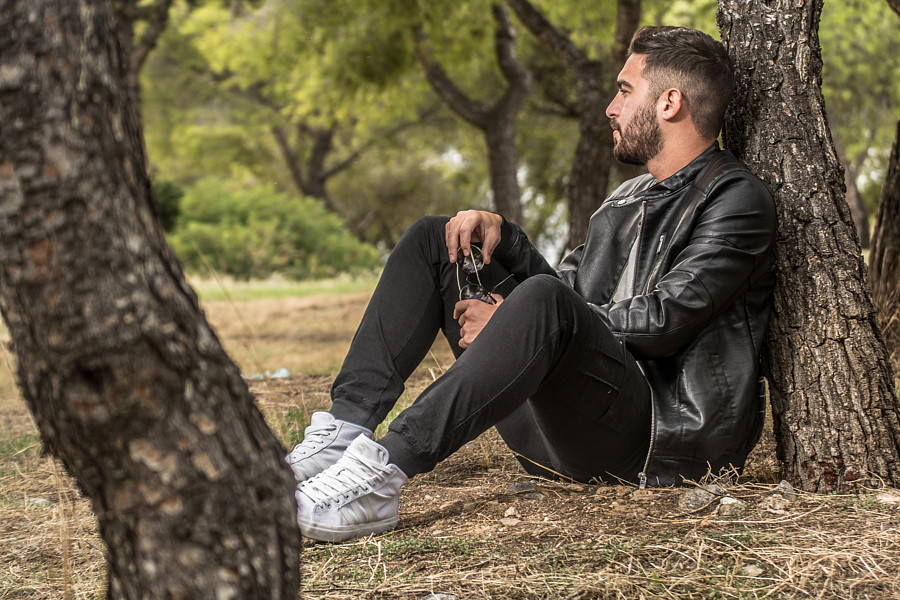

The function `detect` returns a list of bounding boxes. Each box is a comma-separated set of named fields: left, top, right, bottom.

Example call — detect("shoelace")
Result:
left=298, top=456, right=388, bottom=509
left=290, top=424, right=337, bottom=460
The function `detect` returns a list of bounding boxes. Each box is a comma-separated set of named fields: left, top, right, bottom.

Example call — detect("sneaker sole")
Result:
left=297, top=515, right=399, bottom=543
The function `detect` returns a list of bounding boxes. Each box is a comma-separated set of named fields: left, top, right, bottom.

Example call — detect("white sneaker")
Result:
left=295, top=435, right=407, bottom=543
left=285, top=412, right=373, bottom=482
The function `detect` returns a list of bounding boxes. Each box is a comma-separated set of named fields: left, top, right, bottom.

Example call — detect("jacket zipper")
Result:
left=636, top=207, right=664, bottom=489
left=637, top=360, right=656, bottom=488
left=632, top=202, right=647, bottom=296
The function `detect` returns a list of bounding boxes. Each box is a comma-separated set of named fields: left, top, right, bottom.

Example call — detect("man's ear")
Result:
left=658, top=88, right=684, bottom=122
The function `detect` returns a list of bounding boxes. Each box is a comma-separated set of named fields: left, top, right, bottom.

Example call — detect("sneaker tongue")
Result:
left=308, top=412, right=334, bottom=428
left=345, top=435, right=389, bottom=466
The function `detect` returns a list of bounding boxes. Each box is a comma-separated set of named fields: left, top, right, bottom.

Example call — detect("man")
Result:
left=288, top=26, right=777, bottom=543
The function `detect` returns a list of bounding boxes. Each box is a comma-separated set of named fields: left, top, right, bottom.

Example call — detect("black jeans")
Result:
left=330, top=217, right=651, bottom=484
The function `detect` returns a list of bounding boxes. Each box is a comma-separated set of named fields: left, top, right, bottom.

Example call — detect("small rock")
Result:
left=742, top=564, right=764, bottom=578
left=759, top=494, right=790, bottom=511
left=717, top=496, right=744, bottom=516
left=566, top=483, right=585, bottom=492
left=462, top=502, right=477, bottom=511
left=614, top=486, right=631, bottom=498
left=522, top=492, right=545, bottom=500
left=504, top=506, right=520, bottom=518
left=26, top=497, right=52, bottom=507
left=421, top=595, right=458, bottom=600
left=499, top=518, right=521, bottom=526
left=774, top=480, right=796, bottom=498
left=678, top=485, right=725, bottom=511
left=875, top=491, right=900, bottom=505
left=507, top=481, right=540, bottom=494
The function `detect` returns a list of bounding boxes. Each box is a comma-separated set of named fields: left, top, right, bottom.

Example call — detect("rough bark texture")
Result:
left=414, top=3, right=531, bottom=225
left=112, top=0, right=175, bottom=113
left=0, top=1, right=301, bottom=596
left=870, top=119, right=900, bottom=378
left=717, top=0, right=900, bottom=492
left=504, top=0, right=641, bottom=251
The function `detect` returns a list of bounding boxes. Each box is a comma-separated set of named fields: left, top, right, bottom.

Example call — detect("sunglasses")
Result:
left=455, top=246, right=513, bottom=304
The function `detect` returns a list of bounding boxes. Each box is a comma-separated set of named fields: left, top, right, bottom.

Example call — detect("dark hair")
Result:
left=628, top=26, right=734, bottom=139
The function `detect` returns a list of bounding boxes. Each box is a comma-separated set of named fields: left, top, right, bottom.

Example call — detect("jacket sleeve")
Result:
left=592, top=175, right=776, bottom=359
left=492, top=216, right=558, bottom=281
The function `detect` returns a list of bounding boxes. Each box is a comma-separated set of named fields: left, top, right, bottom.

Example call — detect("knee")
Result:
left=511, top=274, right=568, bottom=300
left=394, top=216, right=451, bottom=255
left=406, top=216, right=450, bottom=241
left=504, top=274, right=574, bottom=315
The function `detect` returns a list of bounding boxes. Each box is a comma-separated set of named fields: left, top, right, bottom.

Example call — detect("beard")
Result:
left=611, top=100, right=663, bottom=166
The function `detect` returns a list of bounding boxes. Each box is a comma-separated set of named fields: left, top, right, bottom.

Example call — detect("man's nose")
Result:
left=606, top=96, right=619, bottom=119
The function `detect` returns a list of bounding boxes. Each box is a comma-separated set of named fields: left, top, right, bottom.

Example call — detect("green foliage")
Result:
left=139, top=0, right=900, bottom=262
left=820, top=0, right=900, bottom=212
left=168, top=178, right=381, bottom=280
left=150, top=179, right=184, bottom=232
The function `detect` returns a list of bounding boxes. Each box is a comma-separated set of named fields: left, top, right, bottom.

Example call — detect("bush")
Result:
left=168, top=178, right=381, bottom=280
left=151, top=179, right=184, bottom=233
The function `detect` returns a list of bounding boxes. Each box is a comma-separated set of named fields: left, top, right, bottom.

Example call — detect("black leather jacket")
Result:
left=495, top=144, right=777, bottom=486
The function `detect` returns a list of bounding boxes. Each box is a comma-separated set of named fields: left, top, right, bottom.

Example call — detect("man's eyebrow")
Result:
left=617, top=79, right=634, bottom=90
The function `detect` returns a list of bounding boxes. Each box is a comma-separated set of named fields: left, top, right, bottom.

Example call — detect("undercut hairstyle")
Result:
left=628, top=26, right=734, bottom=140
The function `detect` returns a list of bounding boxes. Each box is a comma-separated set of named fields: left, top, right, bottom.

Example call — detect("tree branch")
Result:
left=412, top=25, right=491, bottom=127
left=129, top=0, right=175, bottom=77
left=887, top=0, right=900, bottom=19
left=614, top=0, right=641, bottom=69
left=491, top=3, right=533, bottom=117
left=503, top=0, right=589, bottom=71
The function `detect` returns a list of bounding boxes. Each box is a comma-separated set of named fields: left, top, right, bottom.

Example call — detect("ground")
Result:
left=2, top=283, right=900, bottom=599
left=260, top=377, right=900, bottom=600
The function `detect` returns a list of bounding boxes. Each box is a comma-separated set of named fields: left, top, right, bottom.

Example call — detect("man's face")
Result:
left=606, top=54, right=663, bottom=166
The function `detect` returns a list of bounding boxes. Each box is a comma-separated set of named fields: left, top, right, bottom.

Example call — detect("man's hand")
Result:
left=446, top=210, right=503, bottom=265
left=453, top=296, right=503, bottom=349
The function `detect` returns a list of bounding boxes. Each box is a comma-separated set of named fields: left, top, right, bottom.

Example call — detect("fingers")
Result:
left=454, top=299, right=499, bottom=349
left=479, top=214, right=503, bottom=264
left=446, top=210, right=501, bottom=263
left=453, top=300, right=468, bottom=321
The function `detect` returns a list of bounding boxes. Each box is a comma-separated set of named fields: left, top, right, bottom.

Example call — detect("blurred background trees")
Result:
left=133, top=0, right=900, bottom=275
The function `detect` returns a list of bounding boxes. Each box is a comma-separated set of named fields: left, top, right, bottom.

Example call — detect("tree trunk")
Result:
left=870, top=119, right=900, bottom=378
left=717, top=0, right=900, bottom=492
left=414, top=3, right=531, bottom=226
left=0, top=1, right=300, bottom=596
left=504, top=0, right=641, bottom=251
left=112, top=0, right=175, bottom=114
left=872, top=0, right=900, bottom=378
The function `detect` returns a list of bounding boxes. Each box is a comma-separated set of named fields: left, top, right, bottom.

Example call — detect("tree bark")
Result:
left=0, top=1, right=300, bottom=596
left=718, top=0, right=900, bottom=492
left=112, top=0, right=175, bottom=113
left=870, top=119, right=900, bottom=378
left=414, top=3, right=531, bottom=225
left=505, top=0, right=641, bottom=251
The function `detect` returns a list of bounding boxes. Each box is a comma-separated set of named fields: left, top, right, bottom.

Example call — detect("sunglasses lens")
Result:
left=458, top=247, right=484, bottom=273
left=460, top=284, right=492, bottom=303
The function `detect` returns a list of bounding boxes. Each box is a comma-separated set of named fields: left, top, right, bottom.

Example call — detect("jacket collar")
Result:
left=644, top=142, right=721, bottom=195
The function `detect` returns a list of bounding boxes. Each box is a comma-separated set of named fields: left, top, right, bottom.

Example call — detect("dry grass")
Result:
left=2, top=279, right=900, bottom=599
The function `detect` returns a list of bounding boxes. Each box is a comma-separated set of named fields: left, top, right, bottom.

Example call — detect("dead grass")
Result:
left=2, top=281, right=900, bottom=599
